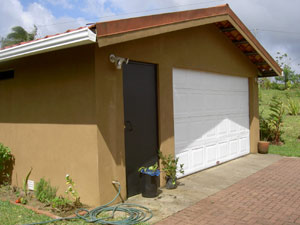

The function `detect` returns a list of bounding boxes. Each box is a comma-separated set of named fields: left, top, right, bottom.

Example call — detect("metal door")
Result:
left=123, top=61, right=159, bottom=197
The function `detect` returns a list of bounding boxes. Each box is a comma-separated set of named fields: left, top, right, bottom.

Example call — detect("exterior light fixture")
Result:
left=109, top=54, right=129, bottom=69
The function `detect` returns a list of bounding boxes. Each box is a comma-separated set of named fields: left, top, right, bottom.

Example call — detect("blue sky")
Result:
left=1, top=0, right=300, bottom=71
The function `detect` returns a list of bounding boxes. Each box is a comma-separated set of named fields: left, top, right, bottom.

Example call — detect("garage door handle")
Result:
left=125, top=121, right=133, bottom=132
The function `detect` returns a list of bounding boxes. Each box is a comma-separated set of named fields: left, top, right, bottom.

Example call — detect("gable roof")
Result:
left=0, top=4, right=281, bottom=77
left=95, top=4, right=281, bottom=77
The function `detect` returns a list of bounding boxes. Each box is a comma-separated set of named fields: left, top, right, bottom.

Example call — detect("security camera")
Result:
left=109, top=54, right=129, bottom=69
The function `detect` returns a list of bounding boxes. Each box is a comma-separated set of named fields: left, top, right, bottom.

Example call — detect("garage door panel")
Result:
left=173, top=90, right=189, bottom=118
left=174, top=119, right=190, bottom=146
left=176, top=151, right=189, bottom=172
left=173, top=68, right=250, bottom=177
left=206, top=144, right=218, bottom=165
left=219, top=142, right=230, bottom=161
left=230, top=140, right=239, bottom=156
left=192, top=147, right=205, bottom=168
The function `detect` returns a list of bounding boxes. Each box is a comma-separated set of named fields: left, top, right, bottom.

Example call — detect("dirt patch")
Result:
left=0, top=185, right=91, bottom=217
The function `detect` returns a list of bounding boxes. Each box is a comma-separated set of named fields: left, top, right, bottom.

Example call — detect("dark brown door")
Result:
left=123, top=61, right=158, bottom=197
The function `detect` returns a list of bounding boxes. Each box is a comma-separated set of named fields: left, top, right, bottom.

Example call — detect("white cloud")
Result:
left=44, top=0, right=74, bottom=9
left=0, top=0, right=87, bottom=39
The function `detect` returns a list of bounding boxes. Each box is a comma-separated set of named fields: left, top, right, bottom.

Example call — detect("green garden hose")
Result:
left=23, top=182, right=152, bottom=225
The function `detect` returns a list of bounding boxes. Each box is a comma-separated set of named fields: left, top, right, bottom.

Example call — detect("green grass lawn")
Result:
left=0, top=200, right=93, bottom=225
left=260, top=88, right=300, bottom=157
left=0, top=200, right=149, bottom=225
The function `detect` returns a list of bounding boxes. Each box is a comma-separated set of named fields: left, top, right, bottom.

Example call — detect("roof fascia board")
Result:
left=228, top=17, right=281, bottom=76
left=0, top=27, right=96, bottom=62
left=97, top=15, right=229, bottom=47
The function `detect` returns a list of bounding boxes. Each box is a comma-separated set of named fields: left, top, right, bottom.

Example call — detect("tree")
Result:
left=275, top=52, right=300, bottom=89
left=1, top=25, right=37, bottom=48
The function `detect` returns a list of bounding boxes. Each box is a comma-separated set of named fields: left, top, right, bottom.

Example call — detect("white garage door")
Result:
left=173, top=68, right=250, bottom=177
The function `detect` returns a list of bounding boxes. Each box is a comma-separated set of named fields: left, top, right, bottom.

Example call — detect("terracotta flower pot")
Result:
left=258, top=141, right=269, bottom=154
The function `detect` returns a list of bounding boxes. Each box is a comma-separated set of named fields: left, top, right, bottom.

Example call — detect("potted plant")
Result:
left=158, top=151, right=184, bottom=189
left=138, top=163, right=160, bottom=198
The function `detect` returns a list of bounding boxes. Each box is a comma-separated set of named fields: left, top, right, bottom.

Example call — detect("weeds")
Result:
left=35, top=178, right=57, bottom=204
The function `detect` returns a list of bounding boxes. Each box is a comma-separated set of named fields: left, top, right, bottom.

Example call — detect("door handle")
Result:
left=125, top=121, right=133, bottom=132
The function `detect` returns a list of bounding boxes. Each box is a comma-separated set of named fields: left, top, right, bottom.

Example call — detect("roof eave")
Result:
left=0, top=27, right=96, bottom=62
left=95, top=4, right=282, bottom=77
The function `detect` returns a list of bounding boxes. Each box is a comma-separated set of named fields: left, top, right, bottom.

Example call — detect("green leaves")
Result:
left=138, top=163, right=158, bottom=172
left=0, top=143, right=13, bottom=183
left=65, top=174, right=81, bottom=206
left=23, top=167, right=33, bottom=197
left=286, top=94, right=300, bottom=116
left=1, top=25, right=37, bottom=48
left=158, top=150, right=184, bottom=183
left=35, top=178, right=57, bottom=204
left=260, top=96, right=285, bottom=144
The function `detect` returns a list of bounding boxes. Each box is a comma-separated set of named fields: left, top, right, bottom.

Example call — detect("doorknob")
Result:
left=125, top=121, right=133, bottom=132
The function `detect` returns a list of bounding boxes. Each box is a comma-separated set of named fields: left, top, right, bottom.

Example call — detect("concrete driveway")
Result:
left=127, top=154, right=283, bottom=224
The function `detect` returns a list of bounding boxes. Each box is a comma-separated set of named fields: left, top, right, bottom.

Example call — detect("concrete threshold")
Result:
left=126, top=153, right=282, bottom=224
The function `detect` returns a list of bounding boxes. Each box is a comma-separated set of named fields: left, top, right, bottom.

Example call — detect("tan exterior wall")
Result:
left=95, top=24, right=259, bottom=204
left=0, top=23, right=260, bottom=206
left=0, top=45, right=100, bottom=206
left=249, top=77, right=259, bottom=153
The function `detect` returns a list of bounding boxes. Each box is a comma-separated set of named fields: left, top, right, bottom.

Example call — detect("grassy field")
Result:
left=260, top=88, right=300, bottom=156
left=0, top=200, right=149, bottom=225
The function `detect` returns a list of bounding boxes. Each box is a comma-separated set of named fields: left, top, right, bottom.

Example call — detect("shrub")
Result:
left=259, top=96, right=285, bottom=144
left=158, top=151, right=184, bottom=184
left=270, top=82, right=285, bottom=90
left=286, top=94, right=299, bottom=115
left=0, top=143, right=13, bottom=183
left=267, top=96, right=285, bottom=144
left=259, top=78, right=271, bottom=89
left=35, top=178, right=57, bottom=204
left=51, top=196, right=71, bottom=209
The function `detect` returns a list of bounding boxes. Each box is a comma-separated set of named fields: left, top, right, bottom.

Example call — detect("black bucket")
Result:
left=141, top=174, right=159, bottom=198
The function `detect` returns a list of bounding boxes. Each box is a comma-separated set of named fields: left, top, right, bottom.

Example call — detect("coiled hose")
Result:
left=23, top=182, right=152, bottom=225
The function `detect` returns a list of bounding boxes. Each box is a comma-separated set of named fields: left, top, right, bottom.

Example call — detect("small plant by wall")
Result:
left=65, top=174, right=81, bottom=207
left=35, top=178, right=57, bottom=204
left=35, top=178, right=72, bottom=210
left=158, top=151, right=184, bottom=189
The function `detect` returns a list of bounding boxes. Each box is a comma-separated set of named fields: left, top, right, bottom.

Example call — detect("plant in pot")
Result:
left=158, top=151, right=184, bottom=189
left=138, top=163, right=160, bottom=198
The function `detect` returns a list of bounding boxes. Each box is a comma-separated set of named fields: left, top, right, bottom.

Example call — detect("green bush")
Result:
left=268, top=96, right=285, bottom=144
left=51, top=196, right=71, bottom=209
left=158, top=151, right=184, bottom=184
left=0, top=143, right=13, bottom=183
left=34, top=178, right=57, bottom=203
left=259, top=96, right=285, bottom=144
left=270, top=82, right=285, bottom=90
left=286, top=94, right=299, bottom=115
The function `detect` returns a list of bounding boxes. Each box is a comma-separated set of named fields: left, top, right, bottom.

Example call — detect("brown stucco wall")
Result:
left=94, top=24, right=259, bottom=204
left=0, top=45, right=100, bottom=205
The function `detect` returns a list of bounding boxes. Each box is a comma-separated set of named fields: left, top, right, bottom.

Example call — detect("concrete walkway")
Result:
left=155, top=157, right=300, bottom=225
left=127, top=154, right=282, bottom=224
